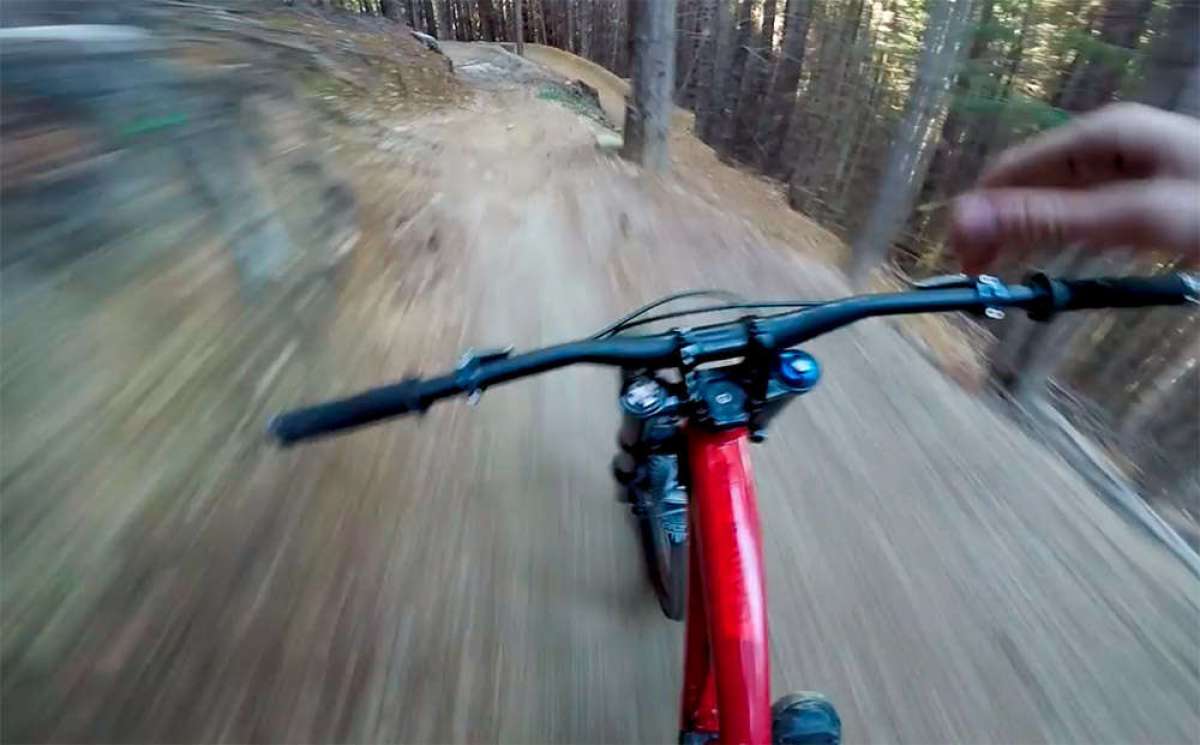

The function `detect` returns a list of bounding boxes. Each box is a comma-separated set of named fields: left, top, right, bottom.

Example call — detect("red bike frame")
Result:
left=680, top=427, right=772, bottom=744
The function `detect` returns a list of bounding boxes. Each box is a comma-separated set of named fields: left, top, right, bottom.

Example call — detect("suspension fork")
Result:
left=680, top=426, right=771, bottom=744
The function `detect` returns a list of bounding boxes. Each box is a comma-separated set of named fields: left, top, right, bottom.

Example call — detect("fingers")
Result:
left=979, top=103, right=1200, bottom=190
left=951, top=180, right=1200, bottom=272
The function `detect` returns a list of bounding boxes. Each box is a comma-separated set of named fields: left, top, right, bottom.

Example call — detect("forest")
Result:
left=312, top=0, right=1196, bottom=522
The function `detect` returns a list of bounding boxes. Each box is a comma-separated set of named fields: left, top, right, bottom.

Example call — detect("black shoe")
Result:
left=772, top=692, right=841, bottom=745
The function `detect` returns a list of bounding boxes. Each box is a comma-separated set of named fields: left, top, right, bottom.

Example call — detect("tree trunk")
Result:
left=915, top=0, right=996, bottom=205
left=779, top=0, right=837, bottom=192
left=548, top=0, right=567, bottom=47
left=513, top=0, right=526, bottom=53
left=848, top=0, right=975, bottom=284
left=560, top=0, right=571, bottom=47
left=1089, top=310, right=1198, bottom=405
left=533, top=0, right=548, bottom=44
left=1140, top=371, right=1200, bottom=498
left=611, top=0, right=631, bottom=74
left=731, top=0, right=777, bottom=161
left=713, top=0, right=757, bottom=155
left=755, top=0, right=813, bottom=173
left=456, top=0, right=472, bottom=39
left=1058, top=0, right=1155, bottom=112
left=967, top=0, right=1032, bottom=164
left=1007, top=317, right=1085, bottom=409
left=796, top=0, right=871, bottom=224
left=1138, top=0, right=1200, bottom=113
left=824, top=2, right=875, bottom=217
left=566, top=0, right=577, bottom=51
left=789, top=0, right=865, bottom=195
left=421, top=0, right=438, bottom=35
left=1121, top=351, right=1200, bottom=440
left=581, top=0, right=593, bottom=57
left=541, top=0, right=554, bottom=45
left=674, top=0, right=690, bottom=99
left=1110, top=311, right=1199, bottom=413
left=380, top=0, right=408, bottom=22
left=905, top=0, right=1039, bottom=269
left=435, top=0, right=452, bottom=37
left=760, top=0, right=778, bottom=54
left=679, top=0, right=717, bottom=109
left=698, top=0, right=735, bottom=141
left=999, top=250, right=1116, bottom=406
left=623, top=0, right=678, bottom=171
left=834, top=37, right=887, bottom=211
left=478, top=0, right=499, bottom=39
left=588, top=0, right=608, bottom=64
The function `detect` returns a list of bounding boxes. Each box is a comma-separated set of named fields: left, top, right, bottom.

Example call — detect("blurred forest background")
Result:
left=318, top=0, right=1197, bottom=535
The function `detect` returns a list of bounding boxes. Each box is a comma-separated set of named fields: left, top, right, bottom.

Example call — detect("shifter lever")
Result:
left=912, top=274, right=1009, bottom=319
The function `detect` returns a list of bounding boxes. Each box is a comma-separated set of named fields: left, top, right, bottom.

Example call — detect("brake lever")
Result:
left=457, top=347, right=514, bottom=367
left=456, top=346, right=514, bottom=404
left=910, top=273, right=974, bottom=290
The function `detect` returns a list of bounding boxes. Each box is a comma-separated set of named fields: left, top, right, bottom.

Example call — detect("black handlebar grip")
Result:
left=268, top=378, right=429, bottom=445
left=1057, top=273, right=1198, bottom=311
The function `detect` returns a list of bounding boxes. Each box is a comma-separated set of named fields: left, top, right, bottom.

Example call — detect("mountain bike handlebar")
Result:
left=269, top=273, right=1197, bottom=445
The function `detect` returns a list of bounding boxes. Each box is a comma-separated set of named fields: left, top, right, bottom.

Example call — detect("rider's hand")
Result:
left=950, top=103, right=1200, bottom=272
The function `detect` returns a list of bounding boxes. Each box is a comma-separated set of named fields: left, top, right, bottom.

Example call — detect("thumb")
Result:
left=950, top=182, right=1200, bottom=271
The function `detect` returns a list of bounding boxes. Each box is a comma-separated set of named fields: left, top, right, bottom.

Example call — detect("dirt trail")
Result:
left=4, top=35, right=1197, bottom=744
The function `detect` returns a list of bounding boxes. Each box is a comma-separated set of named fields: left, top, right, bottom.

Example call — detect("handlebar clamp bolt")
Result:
left=976, top=275, right=1010, bottom=321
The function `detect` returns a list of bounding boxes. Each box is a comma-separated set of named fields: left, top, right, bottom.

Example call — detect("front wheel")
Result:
left=623, top=452, right=689, bottom=621
left=638, top=507, right=688, bottom=621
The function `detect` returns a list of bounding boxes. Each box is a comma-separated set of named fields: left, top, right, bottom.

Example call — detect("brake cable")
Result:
left=589, top=289, right=748, bottom=339
left=597, top=300, right=829, bottom=337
